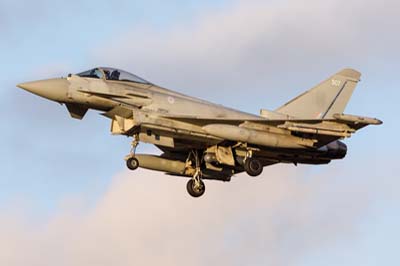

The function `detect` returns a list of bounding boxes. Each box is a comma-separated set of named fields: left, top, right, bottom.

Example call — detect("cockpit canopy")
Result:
left=77, top=67, right=151, bottom=84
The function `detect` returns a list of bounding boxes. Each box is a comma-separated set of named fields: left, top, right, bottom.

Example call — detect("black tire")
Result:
left=186, top=179, right=206, bottom=198
left=126, top=157, right=139, bottom=171
left=244, top=158, right=263, bottom=177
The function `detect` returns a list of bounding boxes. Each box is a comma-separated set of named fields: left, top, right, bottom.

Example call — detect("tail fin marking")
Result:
left=276, top=69, right=361, bottom=119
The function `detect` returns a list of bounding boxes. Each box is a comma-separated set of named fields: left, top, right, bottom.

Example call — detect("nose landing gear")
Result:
left=126, top=157, right=139, bottom=170
left=126, top=134, right=140, bottom=171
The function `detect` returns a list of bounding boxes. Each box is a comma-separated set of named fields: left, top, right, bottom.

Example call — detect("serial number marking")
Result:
left=331, top=79, right=341, bottom=87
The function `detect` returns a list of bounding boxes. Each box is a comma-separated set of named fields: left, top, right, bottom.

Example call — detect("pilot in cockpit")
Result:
left=110, top=70, right=120, bottom=80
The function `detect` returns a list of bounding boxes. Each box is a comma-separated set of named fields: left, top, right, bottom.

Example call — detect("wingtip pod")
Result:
left=337, top=68, right=362, bottom=81
left=333, top=113, right=383, bottom=125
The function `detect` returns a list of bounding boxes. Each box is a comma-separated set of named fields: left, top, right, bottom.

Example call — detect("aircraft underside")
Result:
left=124, top=127, right=348, bottom=198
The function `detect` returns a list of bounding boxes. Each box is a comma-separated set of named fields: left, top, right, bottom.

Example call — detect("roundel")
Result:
left=167, top=96, right=175, bottom=104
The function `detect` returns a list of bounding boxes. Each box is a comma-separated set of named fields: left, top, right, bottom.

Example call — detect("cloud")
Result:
left=0, top=1, right=397, bottom=265
left=0, top=165, right=376, bottom=266
left=94, top=0, right=400, bottom=110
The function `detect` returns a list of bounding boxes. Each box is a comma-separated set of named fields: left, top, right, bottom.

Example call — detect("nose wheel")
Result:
left=126, top=157, right=139, bottom=170
left=126, top=134, right=140, bottom=171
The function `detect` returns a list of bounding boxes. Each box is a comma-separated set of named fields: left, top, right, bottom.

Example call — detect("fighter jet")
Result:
left=18, top=67, right=382, bottom=197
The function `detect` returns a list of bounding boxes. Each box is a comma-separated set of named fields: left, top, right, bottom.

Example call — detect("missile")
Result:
left=135, top=154, right=187, bottom=174
left=203, top=124, right=314, bottom=149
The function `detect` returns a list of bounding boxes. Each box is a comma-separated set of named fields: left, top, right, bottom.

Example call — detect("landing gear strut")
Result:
left=186, top=150, right=206, bottom=198
left=126, top=134, right=140, bottom=171
left=186, top=169, right=205, bottom=198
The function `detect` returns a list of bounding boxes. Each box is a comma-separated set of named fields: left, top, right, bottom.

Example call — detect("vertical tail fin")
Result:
left=276, top=69, right=361, bottom=119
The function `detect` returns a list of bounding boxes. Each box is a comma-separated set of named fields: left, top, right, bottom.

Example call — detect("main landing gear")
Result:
left=126, top=134, right=140, bottom=171
left=124, top=137, right=206, bottom=198
left=186, top=169, right=205, bottom=198
left=243, top=151, right=263, bottom=177
left=186, top=150, right=206, bottom=198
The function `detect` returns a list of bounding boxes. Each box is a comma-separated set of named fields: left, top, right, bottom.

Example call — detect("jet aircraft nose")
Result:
left=17, top=78, right=69, bottom=102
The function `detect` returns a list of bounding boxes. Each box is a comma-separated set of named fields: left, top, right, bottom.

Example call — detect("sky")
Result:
left=0, top=0, right=399, bottom=265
